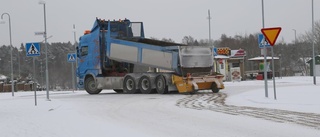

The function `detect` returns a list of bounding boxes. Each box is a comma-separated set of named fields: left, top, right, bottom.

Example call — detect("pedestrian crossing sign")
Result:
left=26, top=43, right=41, bottom=57
left=67, top=53, right=76, bottom=62
left=258, top=34, right=271, bottom=49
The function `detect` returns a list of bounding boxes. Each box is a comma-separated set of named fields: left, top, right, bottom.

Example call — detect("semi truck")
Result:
left=76, top=18, right=224, bottom=94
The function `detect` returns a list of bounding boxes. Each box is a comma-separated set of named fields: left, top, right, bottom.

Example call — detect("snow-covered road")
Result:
left=1, top=76, right=319, bottom=137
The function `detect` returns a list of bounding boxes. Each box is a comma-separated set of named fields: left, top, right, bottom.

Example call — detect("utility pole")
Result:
left=292, top=29, right=297, bottom=44
left=73, top=24, right=78, bottom=90
left=208, top=9, right=216, bottom=73
left=39, top=0, right=50, bottom=100
left=208, top=10, right=212, bottom=46
left=311, top=0, right=316, bottom=84
left=261, top=0, right=268, bottom=98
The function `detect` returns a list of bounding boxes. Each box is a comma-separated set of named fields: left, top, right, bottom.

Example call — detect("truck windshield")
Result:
left=108, top=22, right=143, bottom=38
left=130, top=22, right=143, bottom=37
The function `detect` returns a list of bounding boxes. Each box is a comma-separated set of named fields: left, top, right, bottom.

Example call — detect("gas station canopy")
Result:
left=248, top=56, right=279, bottom=61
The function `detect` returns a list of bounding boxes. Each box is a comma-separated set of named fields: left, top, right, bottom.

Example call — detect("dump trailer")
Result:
left=76, top=18, right=224, bottom=94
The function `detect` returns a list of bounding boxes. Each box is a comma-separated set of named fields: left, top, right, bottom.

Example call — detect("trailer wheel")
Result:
left=211, top=82, right=220, bottom=93
left=139, top=76, right=153, bottom=94
left=84, top=77, right=102, bottom=94
left=123, top=76, right=138, bottom=94
left=155, top=75, right=168, bottom=94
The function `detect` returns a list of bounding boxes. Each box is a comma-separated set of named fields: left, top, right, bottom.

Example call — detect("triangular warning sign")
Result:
left=261, top=27, right=282, bottom=46
left=27, top=44, right=40, bottom=55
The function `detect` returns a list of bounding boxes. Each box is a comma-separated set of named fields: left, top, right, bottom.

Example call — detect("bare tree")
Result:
left=182, top=36, right=195, bottom=45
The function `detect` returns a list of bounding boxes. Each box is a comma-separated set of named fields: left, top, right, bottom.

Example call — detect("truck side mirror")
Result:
left=76, top=46, right=79, bottom=57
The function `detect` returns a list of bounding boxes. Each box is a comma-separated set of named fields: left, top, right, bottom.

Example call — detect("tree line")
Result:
left=0, top=21, right=319, bottom=89
left=0, top=42, right=76, bottom=89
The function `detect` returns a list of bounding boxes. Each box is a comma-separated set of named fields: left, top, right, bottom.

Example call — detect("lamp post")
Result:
left=1, top=13, right=14, bottom=96
left=73, top=24, right=78, bottom=91
left=39, top=0, right=50, bottom=100
left=311, top=0, right=316, bottom=84
left=261, top=0, right=268, bottom=98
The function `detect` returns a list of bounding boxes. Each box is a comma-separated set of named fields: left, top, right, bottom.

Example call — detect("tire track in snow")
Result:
left=176, top=92, right=320, bottom=130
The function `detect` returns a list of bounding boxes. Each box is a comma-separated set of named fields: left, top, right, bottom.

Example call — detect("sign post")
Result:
left=67, top=53, right=76, bottom=92
left=261, top=27, right=282, bottom=100
left=26, top=42, right=41, bottom=106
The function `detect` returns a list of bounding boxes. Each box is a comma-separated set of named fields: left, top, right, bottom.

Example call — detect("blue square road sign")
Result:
left=258, top=34, right=271, bottom=48
left=26, top=43, right=41, bottom=57
left=67, top=53, right=76, bottom=62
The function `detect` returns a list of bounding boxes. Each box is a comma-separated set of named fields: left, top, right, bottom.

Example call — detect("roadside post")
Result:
left=261, top=27, right=282, bottom=100
left=26, top=42, right=41, bottom=106
left=258, top=34, right=271, bottom=98
left=67, top=53, right=76, bottom=92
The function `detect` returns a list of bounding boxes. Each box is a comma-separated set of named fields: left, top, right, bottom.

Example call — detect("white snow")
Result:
left=0, top=76, right=319, bottom=137
left=225, top=76, right=320, bottom=113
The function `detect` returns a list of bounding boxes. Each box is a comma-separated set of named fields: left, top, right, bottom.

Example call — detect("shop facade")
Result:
left=214, top=48, right=246, bottom=81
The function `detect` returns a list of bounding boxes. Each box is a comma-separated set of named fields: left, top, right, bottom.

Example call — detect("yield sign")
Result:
left=261, top=27, right=282, bottom=46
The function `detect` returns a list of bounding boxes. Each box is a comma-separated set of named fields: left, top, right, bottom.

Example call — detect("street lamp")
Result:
left=1, top=13, right=14, bottom=96
left=39, top=0, right=50, bottom=100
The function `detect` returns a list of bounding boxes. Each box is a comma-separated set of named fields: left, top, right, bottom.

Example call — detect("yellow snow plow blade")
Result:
left=172, top=74, right=224, bottom=93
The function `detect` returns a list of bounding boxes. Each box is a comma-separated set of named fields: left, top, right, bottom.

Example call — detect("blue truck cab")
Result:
left=77, top=19, right=143, bottom=93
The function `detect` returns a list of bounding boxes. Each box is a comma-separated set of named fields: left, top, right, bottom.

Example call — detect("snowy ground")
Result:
left=0, top=76, right=319, bottom=137
left=225, top=76, right=320, bottom=114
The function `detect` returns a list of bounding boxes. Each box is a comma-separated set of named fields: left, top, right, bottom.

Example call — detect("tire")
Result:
left=84, top=77, right=102, bottom=94
left=123, top=76, right=138, bottom=94
left=138, top=76, right=153, bottom=94
left=155, top=75, right=168, bottom=94
left=211, top=82, right=220, bottom=93
left=113, top=89, right=123, bottom=93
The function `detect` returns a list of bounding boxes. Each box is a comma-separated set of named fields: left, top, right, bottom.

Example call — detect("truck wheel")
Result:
left=211, top=82, right=220, bottom=93
left=84, top=77, right=102, bottom=94
left=139, top=76, right=153, bottom=94
left=123, top=76, right=138, bottom=94
left=155, top=75, right=168, bottom=94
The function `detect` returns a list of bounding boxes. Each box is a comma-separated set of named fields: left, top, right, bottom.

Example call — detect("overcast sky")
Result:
left=1, top=0, right=320, bottom=48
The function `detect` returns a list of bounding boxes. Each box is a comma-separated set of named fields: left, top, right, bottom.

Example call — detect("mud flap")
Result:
left=172, top=75, right=196, bottom=93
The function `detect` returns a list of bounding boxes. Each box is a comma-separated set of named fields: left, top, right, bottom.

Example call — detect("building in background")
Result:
left=307, top=55, right=320, bottom=76
left=214, top=48, right=246, bottom=81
